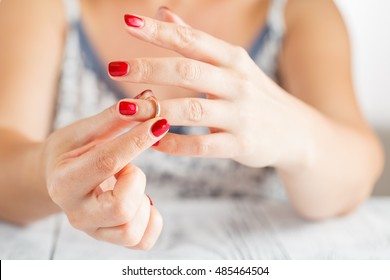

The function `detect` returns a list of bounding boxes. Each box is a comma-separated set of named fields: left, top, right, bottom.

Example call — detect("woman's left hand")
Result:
left=109, top=9, right=307, bottom=169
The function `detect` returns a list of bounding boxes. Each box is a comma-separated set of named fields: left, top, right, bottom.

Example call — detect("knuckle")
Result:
left=130, top=166, right=147, bottom=191
left=176, top=60, right=201, bottom=82
left=130, top=133, right=150, bottom=152
left=132, top=60, right=153, bottom=82
left=174, top=26, right=195, bottom=50
left=110, top=200, right=134, bottom=222
left=230, top=46, right=251, bottom=70
left=185, top=99, right=204, bottom=123
left=95, top=151, right=119, bottom=174
left=163, top=136, right=181, bottom=155
left=147, top=20, right=159, bottom=41
left=122, top=226, right=144, bottom=247
left=99, top=194, right=133, bottom=224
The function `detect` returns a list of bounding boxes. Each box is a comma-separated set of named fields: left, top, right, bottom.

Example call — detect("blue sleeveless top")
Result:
left=55, top=0, right=288, bottom=200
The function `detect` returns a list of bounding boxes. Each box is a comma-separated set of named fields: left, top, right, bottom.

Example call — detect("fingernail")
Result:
left=119, top=101, right=138, bottom=116
left=151, top=119, right=170, bottom=137
left=156, top=7, right=167, bottom=20
left=124, top=14, right=144, bottom=28
left=157, top=6, right=171, bottom=21
left=153, top=140, right=160, bottom=147
left=147, top=195, right=154, bottom=206
left=159, top=6, right=171, bottom=13
left=108, top=61, right=129, bottom=77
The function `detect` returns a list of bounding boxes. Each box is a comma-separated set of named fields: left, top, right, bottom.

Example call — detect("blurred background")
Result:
left=336, top=0, right=390, bottom=195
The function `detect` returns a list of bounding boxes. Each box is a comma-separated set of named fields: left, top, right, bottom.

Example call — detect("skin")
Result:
left=0, top=0, right=384, bottom=249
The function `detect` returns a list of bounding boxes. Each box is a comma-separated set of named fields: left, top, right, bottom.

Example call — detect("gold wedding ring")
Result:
left=135, top=90, right=161, bottom=118
left=144, top=95, right=161, bottom=118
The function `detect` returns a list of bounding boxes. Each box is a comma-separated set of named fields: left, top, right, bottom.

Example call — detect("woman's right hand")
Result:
left=42, top=101, right=169, bottom=250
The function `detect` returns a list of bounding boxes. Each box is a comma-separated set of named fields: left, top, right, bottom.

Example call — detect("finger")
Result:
left=130, top=206, right=163, bottom=250
left=53, top=103, right=137, bottom=153
left=156, top=7, right=189, bottom=27
left=154, top=132, right=240, bottom=158
left=120, top=97, right=237, bottom=129
left=108, top=58, right=235, bottom=99
left=123, top=14, right=247, bottom=67
left=75, top=164, right=146, bottom=229
left=116, top=94, right=158, bottom=123
left=161, top=98, right=236, bottom=128
left=92, top=195, right=151, bottom=247
left=64, top=117, right=170, bottom=195
left=116, top=89, right=163, bottom=123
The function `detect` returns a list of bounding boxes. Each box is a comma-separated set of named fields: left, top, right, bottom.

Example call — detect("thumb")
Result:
left=53, top=102, right=137, bottom=154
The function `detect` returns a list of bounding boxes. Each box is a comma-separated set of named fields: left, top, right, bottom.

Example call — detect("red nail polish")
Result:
left=119, top=101, right=138, bottom=116
left=108, top=61, right=129, bottom=77
left=147, top=195, right=154, bottom=206
left=153, top=141, right=160, bottom=147
left=124, top=14, right=144, bottom=28
left=151, top=119, right=170, bottom=137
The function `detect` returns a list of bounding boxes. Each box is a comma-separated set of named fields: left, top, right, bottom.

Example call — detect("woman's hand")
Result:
left=109, top=10, right=309, bottom=170
left=106, top=6, right=384, bottom=220
left=43, top=103, right=169, bottom=249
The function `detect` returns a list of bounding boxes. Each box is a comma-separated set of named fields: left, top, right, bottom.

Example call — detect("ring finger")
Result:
left=118, top=97, right=238, bottom=130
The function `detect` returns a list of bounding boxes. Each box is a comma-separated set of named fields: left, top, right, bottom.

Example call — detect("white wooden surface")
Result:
left=1, top=198, right=390, bottom=260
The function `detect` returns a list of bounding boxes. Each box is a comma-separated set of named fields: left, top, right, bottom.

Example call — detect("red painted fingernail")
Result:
left=147, top=195, right=154, bottom=206
left=124, top=14, right=144, bottom=28
left=153, top=141, right=160, bottom=147
left=108, top=61, right=129, bottom=77
left=151, top=119, right=170, bottom=137
left=119, top=101, right=138, bottom=116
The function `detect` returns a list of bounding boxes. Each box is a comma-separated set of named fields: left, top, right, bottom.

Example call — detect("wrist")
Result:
left=0, top=131, right=59, bottom=223
left=272, top=94, right=317, bottom=174
left=27, top=141, right=48, bottom=195
left=24, top=140, right=60, bottom=220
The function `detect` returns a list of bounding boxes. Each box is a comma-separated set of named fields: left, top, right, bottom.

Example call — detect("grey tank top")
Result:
left=55, top=0, right=288, bottom=200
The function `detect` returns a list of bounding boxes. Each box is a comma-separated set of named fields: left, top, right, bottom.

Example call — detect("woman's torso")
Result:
left=55, top=0, right=288, bottom=200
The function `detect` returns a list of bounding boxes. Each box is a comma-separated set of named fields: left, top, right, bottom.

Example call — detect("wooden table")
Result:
left=1, top=197, right=389, bottom=259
